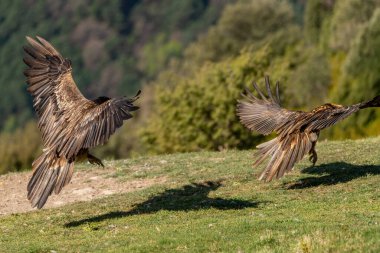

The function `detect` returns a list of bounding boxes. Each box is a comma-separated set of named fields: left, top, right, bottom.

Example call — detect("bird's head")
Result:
left=370, top=95, right=380, bottom=107
left=93, top=96, right=110, bottom=105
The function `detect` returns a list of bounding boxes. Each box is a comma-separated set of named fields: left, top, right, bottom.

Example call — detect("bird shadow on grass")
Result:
left=286, top=162, right=380, bottom=189
left=65, top=180, right=261, bottom=227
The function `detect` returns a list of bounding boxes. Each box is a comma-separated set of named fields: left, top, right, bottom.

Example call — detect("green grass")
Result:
left=1, top=137, right=380, bottom=252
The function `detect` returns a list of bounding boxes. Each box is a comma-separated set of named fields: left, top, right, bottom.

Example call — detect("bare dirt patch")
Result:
left=0, top=166, right=165, bottom=216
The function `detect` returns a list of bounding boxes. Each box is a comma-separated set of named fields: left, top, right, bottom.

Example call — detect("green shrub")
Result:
left=303, top=0, right=334, bottom=47
left=287, top=49, right=331, bottom=109
left=184, top=0, right=295, bottom=64
left=141, top=28, right=303, bottom=153
left=329, top=8, right=380, bottom=139
left=328, top=0, right=380, bottom=52
left=0, top=0, right=228, bottom=131
left=0, top=121, right=41, bottom=174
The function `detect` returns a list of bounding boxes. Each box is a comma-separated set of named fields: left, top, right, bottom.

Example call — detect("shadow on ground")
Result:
left=286, top=162, right=380, bottom=189
left=65, top=180, right=260, bottom=227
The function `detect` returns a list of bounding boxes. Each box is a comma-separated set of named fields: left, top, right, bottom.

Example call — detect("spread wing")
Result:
left=275, top=103, right=363, bottom=138
left=236, top=76, right=302, bottom=135
left=24, top=36, right=140, bottom=159
left=304, top=104, right=362, bottom=132
left=53, top=93, right=140, bottom=159
left=23, top=36, right=87, bottom=147
left=254, top=103, right=362, bottom=182
left=236, top=77, right=313, bottom=181
left=25, top=93, right=140, bottom=209
left=237, top=76, right=367, bottom=182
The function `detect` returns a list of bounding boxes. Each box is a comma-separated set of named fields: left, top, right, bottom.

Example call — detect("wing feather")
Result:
left=275, top=81, right=281, bottom=105
left=305, top=105, right=361, bottom=132
left=237, top=77, right=303, bottom=135
left=239, top=76, right=366, bottom=182
left=52, top=91, right=140, bottom=158
left=24, top=36, right=141, bottom=208
left=23, top=36, right=87, bottom=148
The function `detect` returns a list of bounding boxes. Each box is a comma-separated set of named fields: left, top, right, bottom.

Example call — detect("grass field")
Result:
left=1, top=137, right=380, bottom=252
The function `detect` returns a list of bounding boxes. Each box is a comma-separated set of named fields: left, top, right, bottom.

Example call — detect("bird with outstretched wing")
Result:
left=237, top=76, right=380, bottom=182
left=23, top=36, right=140, bottom=208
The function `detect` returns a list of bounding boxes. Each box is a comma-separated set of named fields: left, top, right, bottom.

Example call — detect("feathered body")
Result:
left=23, top=36, right=140, bottom=208
left=237, top=76, right=380, bottom=182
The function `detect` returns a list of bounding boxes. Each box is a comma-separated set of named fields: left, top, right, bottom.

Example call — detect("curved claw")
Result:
left=309, top=151, right=317, bottom=166
left=88, top=154, right=105, bottom=168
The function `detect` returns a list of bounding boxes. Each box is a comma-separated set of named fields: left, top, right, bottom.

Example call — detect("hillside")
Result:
left=0, top=137, right=379, bottom=252
left=3, top=0, right=380, bottom=175
left=0, top=0, right=230, bottom=131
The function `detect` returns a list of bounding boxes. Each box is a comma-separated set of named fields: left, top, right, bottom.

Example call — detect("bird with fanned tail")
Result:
left=237, top=76, right=380, bottom=182
left=23, top=36, right=140, bottom=208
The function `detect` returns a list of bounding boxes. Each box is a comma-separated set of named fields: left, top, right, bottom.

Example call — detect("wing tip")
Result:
left=36, top=35, right=44, bottom=41
left=36, top=35, right=51, bottom=47
left=25, top=35, right=33, bottom=41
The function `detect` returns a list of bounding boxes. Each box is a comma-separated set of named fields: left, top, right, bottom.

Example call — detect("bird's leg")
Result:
left=308, top=141, right=318, bottom=166
left=87, top=153, right=105, bottom=167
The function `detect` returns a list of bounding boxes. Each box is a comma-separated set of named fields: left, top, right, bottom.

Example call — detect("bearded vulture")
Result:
left=23, top=36, right=140, bottom=208
left=237, top=76, right=380, bottom=182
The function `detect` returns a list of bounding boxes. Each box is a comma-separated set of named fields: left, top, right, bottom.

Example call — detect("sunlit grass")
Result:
left=1, top=137, right=380, bottom=252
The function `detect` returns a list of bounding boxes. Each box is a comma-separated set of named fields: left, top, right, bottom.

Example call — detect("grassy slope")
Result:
left=1, top=138, right=380, bottom=252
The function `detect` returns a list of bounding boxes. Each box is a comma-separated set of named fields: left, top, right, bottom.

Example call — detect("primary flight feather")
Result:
left=23, top=36, right=140, bottom=208
left=237, top=76, right=380, bottom=182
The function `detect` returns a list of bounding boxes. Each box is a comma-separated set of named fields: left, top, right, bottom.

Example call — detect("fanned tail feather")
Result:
left=255, top=133, right=315, bottom=182
left=27, top=152, right=74, bottom=209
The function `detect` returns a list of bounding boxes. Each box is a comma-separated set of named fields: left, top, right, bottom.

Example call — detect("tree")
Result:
left=329, top=8, right=380, bottom=138
left=184, top=0, right=295, bottom=64
left=142, top=27, right=303, bottom=153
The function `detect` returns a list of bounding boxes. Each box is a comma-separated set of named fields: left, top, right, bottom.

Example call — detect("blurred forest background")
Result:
left=1, top=0, right=380, bottom=174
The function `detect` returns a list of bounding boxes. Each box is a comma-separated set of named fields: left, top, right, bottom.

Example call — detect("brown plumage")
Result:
left=237, top=76, right=380, bottom=182
left=23, top=36, right=140, bottom=208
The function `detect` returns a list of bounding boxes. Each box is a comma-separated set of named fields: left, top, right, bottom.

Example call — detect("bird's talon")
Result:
left=88, top=155, right=104, bottom=168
